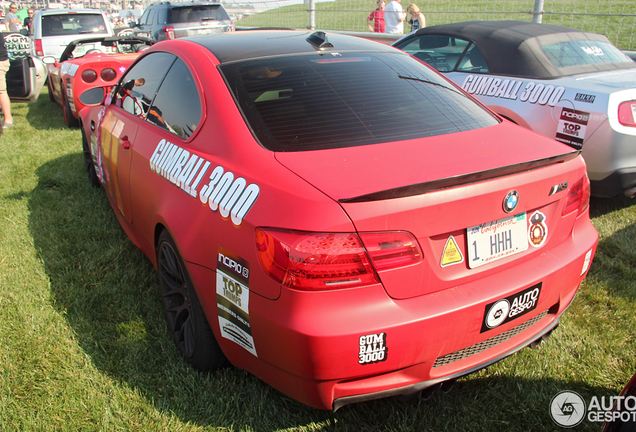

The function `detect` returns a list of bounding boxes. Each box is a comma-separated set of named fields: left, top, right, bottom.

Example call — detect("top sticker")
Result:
left=555, top=108, right=589, bottom=149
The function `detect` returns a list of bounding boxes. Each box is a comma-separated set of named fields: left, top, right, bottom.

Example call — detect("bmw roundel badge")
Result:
left=503, top=190, right=519, bottom=213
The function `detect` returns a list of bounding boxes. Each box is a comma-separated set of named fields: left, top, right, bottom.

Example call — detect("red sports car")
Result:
left=46, top=35, right=153, bottom=127
left=79, top=30, right=598, bottom=410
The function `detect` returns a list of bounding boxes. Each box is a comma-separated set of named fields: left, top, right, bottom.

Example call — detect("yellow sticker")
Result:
left=441, top=235, right=464, bottom=268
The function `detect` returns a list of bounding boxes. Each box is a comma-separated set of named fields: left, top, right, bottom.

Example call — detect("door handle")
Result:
left=120, top=135, right=131, bottom=150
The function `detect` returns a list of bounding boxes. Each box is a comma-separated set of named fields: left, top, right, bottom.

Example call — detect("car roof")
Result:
left=190, top=30, right=398, bottom=64
left=147, top=0, right=221, bottom=7
left=39, top=8, right=106, bottom=15
left=409, top=20, right=635, bottom=79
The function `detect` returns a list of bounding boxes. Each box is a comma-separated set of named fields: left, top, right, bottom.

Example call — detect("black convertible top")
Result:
left=409, top=20, right=635, bottom=79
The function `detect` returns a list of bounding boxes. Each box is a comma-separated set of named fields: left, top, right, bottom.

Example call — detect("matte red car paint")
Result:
left=79, top=33, right=598, bottom=410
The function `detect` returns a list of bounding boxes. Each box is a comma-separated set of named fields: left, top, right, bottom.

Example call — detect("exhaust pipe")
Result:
left=625, top=188, right=636, bottom=198
left=440, top=379, right=455, bottom=394
left=419, top=385, right=438, bottom=400
left=530, top=327, right=556, bottom=349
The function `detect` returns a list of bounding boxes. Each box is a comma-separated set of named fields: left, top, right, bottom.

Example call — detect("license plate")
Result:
left=137, top=32, right=150, bottom=38
left=198, top=28, right=212, bottom=35
left=467, top=213, right=528, bottom=268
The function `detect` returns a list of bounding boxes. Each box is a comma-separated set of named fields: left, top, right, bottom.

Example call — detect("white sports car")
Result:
left=393, top=21, right=636, bottom=198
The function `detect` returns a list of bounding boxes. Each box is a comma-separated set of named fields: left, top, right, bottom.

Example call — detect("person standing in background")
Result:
left=406, top=4, right=426, bottom=32
left=384, top=0, right=405, bottom=34
left=0, top=32, right=14, bottom=128
left=4, top=3, right=20, bottom=32
left=23, top=9, right=34, bottom=35
left=367, top=0, right=386, bottom=33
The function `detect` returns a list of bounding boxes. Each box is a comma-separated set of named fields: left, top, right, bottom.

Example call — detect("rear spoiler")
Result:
left=339, top=151, right=581, bottom=203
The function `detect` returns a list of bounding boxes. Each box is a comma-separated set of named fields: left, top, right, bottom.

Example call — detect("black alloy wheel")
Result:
left=156, top=231, right=227, bottom=370
left=81, top=129, right=100, bottom=188
left=63, top=87, right=79, bottom=128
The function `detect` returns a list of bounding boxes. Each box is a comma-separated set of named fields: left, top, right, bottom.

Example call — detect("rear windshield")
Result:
left=541, top=40, right=632, bottom=68
left=42, top=14, right=108, bottom=37
left=167, top=6, right=230, bottom=24
left=221, top=52, right=498, bottom=151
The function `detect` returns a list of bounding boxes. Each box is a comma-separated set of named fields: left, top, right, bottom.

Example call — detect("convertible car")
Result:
left=79, top=30, right=598, bottom=410
left=46, top=35, right=153, bottom=127
left=393, top=21, right=636, bottom=198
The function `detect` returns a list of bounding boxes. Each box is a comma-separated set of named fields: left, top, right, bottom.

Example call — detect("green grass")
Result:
left=236, top=0, right=636, bottom=49
left=0, top=89, right=635, bottom=431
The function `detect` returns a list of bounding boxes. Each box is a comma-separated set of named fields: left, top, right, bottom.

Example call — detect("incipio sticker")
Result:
left=555, top=108, right=590, bottom=149
left=358, top=333, right=388, bottom=365
left=481, top=283, right=542, bottom=333
left=216, top=248, right=256, bottom=356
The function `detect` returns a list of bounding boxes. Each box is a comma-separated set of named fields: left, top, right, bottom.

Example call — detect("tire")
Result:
left=157, top=230, right=227, bottom=370
left=47, top=79, right=55, bottom=102
left=63, top=90, right=79, bottom=128
left=81, top=129, right=100, bottom=188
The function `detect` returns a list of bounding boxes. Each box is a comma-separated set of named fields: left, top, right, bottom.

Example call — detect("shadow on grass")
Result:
left=27, top=153, right=621, bottom=431
left=23, top=88, right=68, bottom=131
left=589, top=195, right=636, bottom=219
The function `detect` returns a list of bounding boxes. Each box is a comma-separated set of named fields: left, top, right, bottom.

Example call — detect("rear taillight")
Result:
left=81, top=69, right=97, bottom=83
left=618, top=101, right=636, bottom=127
left=255, top=229, right=422, bottom=291
left=100, top=68, right=117, bottom=82
left=164, top=26, right=175, bottom=39
left=562, top=174, right=591, bottom=216
left=358, top=232, right=423, bottom=271
left=35, top=39, right=43, bottom=57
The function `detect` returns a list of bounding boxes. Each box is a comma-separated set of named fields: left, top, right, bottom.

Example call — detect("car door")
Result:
left=99, top=52, right=177, bottom=224
left=134, top=7, right=156, bottom=40
left=124, top=55, right=204, bottom=248
left=4, top=33, right=46, bottom=103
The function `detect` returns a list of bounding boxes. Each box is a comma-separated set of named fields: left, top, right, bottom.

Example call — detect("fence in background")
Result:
left=223, top=0, right=636, bottom=49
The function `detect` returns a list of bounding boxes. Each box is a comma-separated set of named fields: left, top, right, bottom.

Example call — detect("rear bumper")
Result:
left=191, top=216, right=598, bottom=410
left=590, top=168, right=636, bottom=198
left=332, top=311, right=562, bottom=411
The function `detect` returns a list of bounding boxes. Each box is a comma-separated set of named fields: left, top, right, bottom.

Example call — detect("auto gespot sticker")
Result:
left=359, top=332, right=387, bottom=365
left=216, top=247, right=257, bottom=357
left=149, top=139, right=260, bottom=227
left=481, top=282, right=542, bottom=333
left=555, top=107, right=590, bottom=149
left=460, top=75, right=566, bottom=107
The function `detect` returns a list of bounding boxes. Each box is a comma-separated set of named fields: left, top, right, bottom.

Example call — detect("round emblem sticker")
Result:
left=503, top=190, right=519, bottom=213
left=528, top=211, right=548, bottom=247
left=550, top=391, right=586, bottom=428
left=485, top=299, right=510, bottom=329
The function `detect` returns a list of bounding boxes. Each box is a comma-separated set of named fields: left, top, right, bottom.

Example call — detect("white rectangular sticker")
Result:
left=467, top=213, right=528, bottom=268
left=216, top=248, right=257, bottom=357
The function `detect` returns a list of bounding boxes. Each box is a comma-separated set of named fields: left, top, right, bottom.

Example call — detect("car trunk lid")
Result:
left=275, top=122, right=587, bottom=299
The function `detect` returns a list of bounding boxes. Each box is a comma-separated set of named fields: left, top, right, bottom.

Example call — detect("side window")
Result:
left=457, top=44, right=489, bottom=73
left=147, top=9, right=156, bottom=25
left=157, top=8, right=168, bottom=25
left=139, top=9, right=149, bottom=25
left=116, top=52, right=176, bottom=118
left=149, top=58, right=202, bottom=139
left=395, top=35, right=471, bottom=72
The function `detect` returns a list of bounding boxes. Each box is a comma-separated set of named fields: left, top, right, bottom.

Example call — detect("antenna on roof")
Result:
left=306, top=31, right=334, bottom=50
